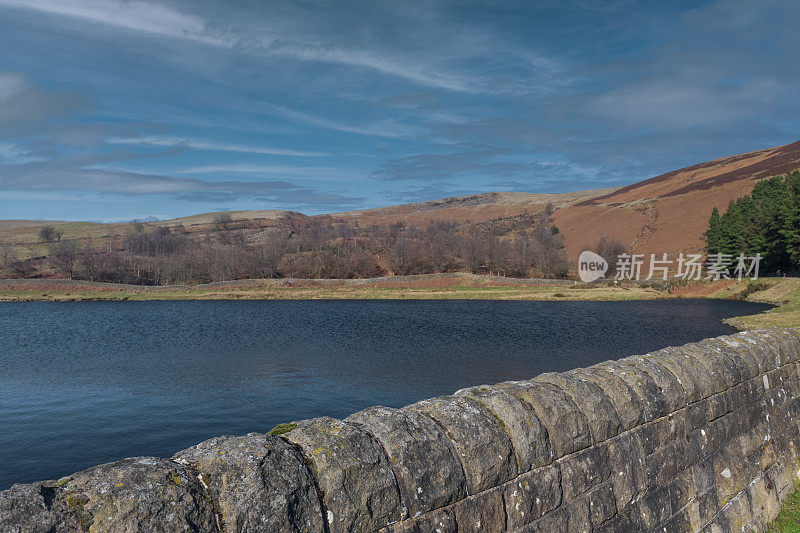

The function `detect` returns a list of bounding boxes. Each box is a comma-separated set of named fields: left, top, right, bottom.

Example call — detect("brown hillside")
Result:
left=2, top=140, right=799, bottom=267
left=330, top=140, right=800, bottom=260
left=556, top=140, right=800, bottom=259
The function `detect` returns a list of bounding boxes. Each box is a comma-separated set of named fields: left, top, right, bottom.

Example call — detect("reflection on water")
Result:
left=0, top=298, right=771, bottom=489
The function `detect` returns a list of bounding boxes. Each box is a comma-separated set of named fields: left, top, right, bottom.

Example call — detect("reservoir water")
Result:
left=0, top=298, right=772, bottom=489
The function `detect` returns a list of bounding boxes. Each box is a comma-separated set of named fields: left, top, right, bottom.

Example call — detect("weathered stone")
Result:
left=660, top=507, right=694, bottom=533
left=381, top=507, right=457, bottom=533
left=595, top=510, right=642, bottom=532
left=173, top=433, right=327, bottom=533
left=673, top=429, right=703, bottom=474
left=451, top=487, right=506, bottom=531
left=705, top=339, right=754, bottom=385
left=569, top=367, right=643, bottom=431
left=0, top=481, right=80, bottom=533
left=686, top=392, right=732, bottom=431
left=557, top=445, right=610, bottom=500
left=502, top=464, right=561, bottom=530
left=624, top=354, right=688, bottom=413
left=534, top=372, right=622, bottom=443
left=683, top=342, right=740, bottom=391
left=586, top=480, right=618, bottom=529
left=639, top=410, right=686, bottom=455
left=720, top=336, right=763, bottom=379
left=631, top=483, right=673, bottom=530
left=645, top=442, right=678, bottom=489
left=407, top=396, right=517, bottom=494
left=727, top=332, right=769, bottom=375
left=455, top=384, right=552, bottom=471
left=517, top=496, right=591, bottom=533
left=378, top=488, right=506, bottom=533
left=684, top=343, right=731, bottom=389
left=648, top=348, right=707, bottom=403
left=277, top=417, right=401, bottom=532
left=606, top=431, right=647, bottom=510
left=748, top=330, right=792, bottom=372
left=0, top=457, right=218, bottom=533
left=497, top=380, right=592, bottom=458
left=709, top=338, right=758, bottom=382
left=346, top=405, right=467, bottom=516
left=662, top=345, right=721, bottom=400
left=599, top=359, right=668, bottom=421
left=782, top=329, right=800, bottom=363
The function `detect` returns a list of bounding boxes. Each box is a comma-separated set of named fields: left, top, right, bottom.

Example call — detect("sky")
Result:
left=0, top=0, right=798, bottom=221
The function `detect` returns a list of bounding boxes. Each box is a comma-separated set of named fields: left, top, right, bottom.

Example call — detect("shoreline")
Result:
left=1, top=274, right=798, bottom=330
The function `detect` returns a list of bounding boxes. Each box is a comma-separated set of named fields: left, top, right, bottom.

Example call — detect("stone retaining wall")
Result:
left=3, top=328, right=800, bottom=532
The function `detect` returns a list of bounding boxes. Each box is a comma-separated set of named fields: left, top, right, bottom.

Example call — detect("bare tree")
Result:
left=130, top=219, right=145, bottom=234
left=50, top=240, right=80, bottom=279
left=39, top=226, right=57, bottom=242
left=0, top=244, right=16, bottom=266
left=596, top=234, right=628, bottom=276
left=213, top=212, right=233, bottom=231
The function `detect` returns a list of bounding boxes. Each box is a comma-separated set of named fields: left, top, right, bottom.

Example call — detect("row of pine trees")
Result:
left=705, top=170, right=800, bottom=274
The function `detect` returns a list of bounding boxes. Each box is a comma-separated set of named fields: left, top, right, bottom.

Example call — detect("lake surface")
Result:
left=0, top=298, right=771, bottom=489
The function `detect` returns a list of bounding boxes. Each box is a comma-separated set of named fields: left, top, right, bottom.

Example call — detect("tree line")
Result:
left=6, top=207, right=571, bottom=284
left=705, top=170, right=800, bottom=274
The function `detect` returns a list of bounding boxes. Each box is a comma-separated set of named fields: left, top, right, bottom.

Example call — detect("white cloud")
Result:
left=587, top=76, right=790, bottom=129
left=0, top=0, right=225, bottom=45
left=0, top=73, right=27, bottom=103
left=106, top=135, right=328, bottom=157
left=268, top=106, right=419, bottom=139
left=0, top=1, right=542, bottom=94
left=177, top=163, right=334, bottom=175
left=0, top=142, right=32, bottom=162
left=266, top=42, right=476, bottom=93
left=0, top=72, right=88, bottom=130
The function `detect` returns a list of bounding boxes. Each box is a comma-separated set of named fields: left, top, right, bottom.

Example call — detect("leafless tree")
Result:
left=0, top=244, right=16, bottom=266
left=50, top=240, right=80, bottom=279
left=39, top=226, right=57, bottom=242
left=213, top=212, right=234, bottom=230
left=596, top=234, right=628, bottom=276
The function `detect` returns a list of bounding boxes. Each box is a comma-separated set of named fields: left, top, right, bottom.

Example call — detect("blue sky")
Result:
left=0, top=0, right=798, bottom=221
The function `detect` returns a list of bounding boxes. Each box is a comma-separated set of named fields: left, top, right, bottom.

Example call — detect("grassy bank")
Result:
left=0, top=277, right=672, bottom=302
left=1, top=275, right=798, bottom=329
left=768, top=486, right=800, bottom=532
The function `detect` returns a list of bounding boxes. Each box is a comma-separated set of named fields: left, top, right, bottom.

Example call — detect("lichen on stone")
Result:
left=268, top=422, right=297, bottom=436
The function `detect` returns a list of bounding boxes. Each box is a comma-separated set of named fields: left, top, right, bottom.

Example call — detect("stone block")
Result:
left=498, top=381, right=592, bottom=458
left=639, top=412, right=686, bottom=455
left=557, top=445, right=610, bottom=500
left=569, top=366, right=643, bottom=431
left=407, top=396, right=517, bottom=494
left=626, top=354, right=688, bottom=413
left=347, top=406, right=467, bottom=516
left=451, top=487, right=506, bottom=532
left=277, top=418, right=402, bottom=531
left=0, top=457, right=218, bottom=533
left=173, top=433, right=326, bottom=533
left=381, top=507, right=456, bottom=533
left=517, top=496, right=591, bottom=533
left=533, top=372, right=622, bottom=443
left=502, top=464, right=561, bottom=530
left=652, top=346, right=717, bottom=402
left=683, top=342, right=740, bottom=390
left=454, top=385, right=552, bottom=472
left=586, top=480, right=617, bottom=529
left=606, top=431, right=647, bottom=510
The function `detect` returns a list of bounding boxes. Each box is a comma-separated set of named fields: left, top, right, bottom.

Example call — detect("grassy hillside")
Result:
left=3, top=140, right=800, bottom=283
